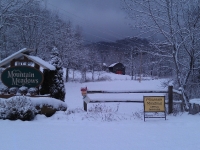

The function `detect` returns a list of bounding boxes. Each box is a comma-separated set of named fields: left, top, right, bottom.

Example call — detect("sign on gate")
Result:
left=143, top=96, right=166, bottom=121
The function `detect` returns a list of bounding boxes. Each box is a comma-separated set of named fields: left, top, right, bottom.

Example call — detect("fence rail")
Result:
left=81, top=86, right=176, bottom=114
left=87, top=90, right=168, bottom=94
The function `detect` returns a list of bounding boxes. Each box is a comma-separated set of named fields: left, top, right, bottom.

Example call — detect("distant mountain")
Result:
left=85, top=37, right=150, bottom=52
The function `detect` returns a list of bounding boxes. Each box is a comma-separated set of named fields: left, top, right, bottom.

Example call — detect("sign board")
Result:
left=143, top=96, right=166, bottom=121
left=144, top=96, right=165, bottom=112
left=1, top=66, right=43, bottom=88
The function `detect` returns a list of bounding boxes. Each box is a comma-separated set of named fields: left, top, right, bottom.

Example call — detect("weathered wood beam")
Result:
left=87, top=90, right=168, bottom=94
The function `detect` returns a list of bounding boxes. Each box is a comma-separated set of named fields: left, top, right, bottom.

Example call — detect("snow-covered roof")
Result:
left=24, top=55, right=55, bottom=70
left=0, top=48, right=55, bottom=70
left=0, top=48, right=34, bottom=67
left=109, top=62, right=120, bottom=67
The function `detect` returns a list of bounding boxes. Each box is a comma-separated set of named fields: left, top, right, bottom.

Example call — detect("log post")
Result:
left=84, top=101, right=87, bottom=111
left=168, top=86, right=173, bottom=114
left=81, top=87, right=87, bottom=111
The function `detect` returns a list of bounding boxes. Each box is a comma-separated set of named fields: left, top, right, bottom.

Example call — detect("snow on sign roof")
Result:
left=24, top=55, right=55, bottom=70
left=0, top=48, right=55, bottom=70
left=0, top=48, right=34, bottom=67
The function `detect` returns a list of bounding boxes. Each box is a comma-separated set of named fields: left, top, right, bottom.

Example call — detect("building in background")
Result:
left=108, top=62, right=125, bottom=75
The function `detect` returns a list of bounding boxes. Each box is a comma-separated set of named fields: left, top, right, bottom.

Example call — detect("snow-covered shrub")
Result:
left=9, top=87, right=18, bottom=94
left=66, top=108, right=84, bottom=115
left=88, top=104, right=113, bottom=113
left=18, top=86, right=28, bottom=95
left=2, top=96, right=37, bottom=121
left=84, top=104, right=122, bottom=122
left=97, top=75, right=111, bottom=81
left=31, top=97, right=67, bottom=117
left=132, top=110, right=144, bottom=120
left=35, top=104, right=67, bottom=117
left=0, top=85, right=9, bottom=94
left=28, top=87, right=38, bottom=96
left=172, top=102, right=184, bottom=116
left=0, top=99, right=6, bottom=118
left=16, top=92, right=22, bottom=96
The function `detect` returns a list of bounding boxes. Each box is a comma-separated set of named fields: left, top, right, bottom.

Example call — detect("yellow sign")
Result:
left=144, top=96, right=165, bottom=112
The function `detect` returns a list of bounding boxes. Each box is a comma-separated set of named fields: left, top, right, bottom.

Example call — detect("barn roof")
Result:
left=109, top=62, right=123, bottom=67
left=0, top=48, right=55, bottom=70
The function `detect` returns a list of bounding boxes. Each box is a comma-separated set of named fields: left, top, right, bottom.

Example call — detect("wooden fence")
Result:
left=81, top=86, right=182, bottom=114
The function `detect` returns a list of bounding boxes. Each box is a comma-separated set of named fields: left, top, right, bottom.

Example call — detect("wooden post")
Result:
left=34, top=63, right=40, bottom=70
left=84, top=101, right=87, bottom=111
left=168, top=86, right=173, bottom=114
left=81, top=87, right=88, bottom=111
left=10, top=59, right=15, bottom=67
left=34, top=63, right=40, bottom=95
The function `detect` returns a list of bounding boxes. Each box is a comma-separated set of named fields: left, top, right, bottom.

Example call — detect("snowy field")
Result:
left=1, top=72, right=200, bottom=150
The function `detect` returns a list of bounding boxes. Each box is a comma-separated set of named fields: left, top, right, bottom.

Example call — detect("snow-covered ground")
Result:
left=0, top=71, right=200, bottom=150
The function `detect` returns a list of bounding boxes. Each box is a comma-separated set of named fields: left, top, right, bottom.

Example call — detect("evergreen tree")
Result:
left=49, top=47, right=66, bottom=101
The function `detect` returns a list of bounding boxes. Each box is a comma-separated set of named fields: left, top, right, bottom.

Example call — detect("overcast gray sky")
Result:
left=46, top=0, right=136, bottom=43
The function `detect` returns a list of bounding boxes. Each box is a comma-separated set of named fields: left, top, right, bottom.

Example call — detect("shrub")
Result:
left=97, top=75, right=111, bottom=81
left=28, top=87, right=38, bottom=96
left=84, top=103, right=121, bottom=121
left=35, top=103, right=67, bottom=117
left=18, top=86, right=28, bottom=95
left=0, top=96, right=37, bottom=121
left=0, top=99, right=6, bottom=118
left=0, top=85, right=9, bottom=94
left=9, top=87, right=18, bottom=94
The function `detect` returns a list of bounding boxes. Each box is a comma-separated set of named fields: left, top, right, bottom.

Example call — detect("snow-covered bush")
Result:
left=28, top=87, right=38, bottom=95
left=84, top=104, right=122, bottom=122
left=0, top=85, right=9, bottom=94
left=31, top=97, right=67, bottom=117
left=35, top=104, right=67, bottom=117
left=18, top=86, right=28, bottom=95
left=88, top=103, right=114, bottom=113
left=0, top=96, right=37, bottom=121
left=97, top=75, right=111, bottom=81
left=9, top=87, right=18, bottom=94
left=0, top=99, right=6, bottom=118
left=132, top=110, right=144, bottom=120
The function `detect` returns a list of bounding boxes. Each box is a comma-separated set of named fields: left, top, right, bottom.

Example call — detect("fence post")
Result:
left=81, top=87, right=88, bottom=111
left=168, top=86, right=173, bottom=114
left=84, top=101, right=87, bottom=111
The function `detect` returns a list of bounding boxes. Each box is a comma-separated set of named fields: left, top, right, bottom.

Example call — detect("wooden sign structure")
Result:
left=143, top=96, right=166, bottom=121
left=0, top=48, right=56, bottom=98
left=1, top=66, right=44, bottom=88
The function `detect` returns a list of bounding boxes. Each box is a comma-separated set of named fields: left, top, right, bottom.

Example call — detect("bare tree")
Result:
left=123, top=0, right=200, bottom=109
left=0, top=0, right=34, bottom=58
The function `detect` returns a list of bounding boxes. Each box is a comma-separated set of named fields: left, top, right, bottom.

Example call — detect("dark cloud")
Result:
left=46, top=0, right=136, bottom=43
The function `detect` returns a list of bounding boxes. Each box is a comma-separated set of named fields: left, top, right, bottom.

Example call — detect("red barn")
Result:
left=108, top=62, right=125, bottom=75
